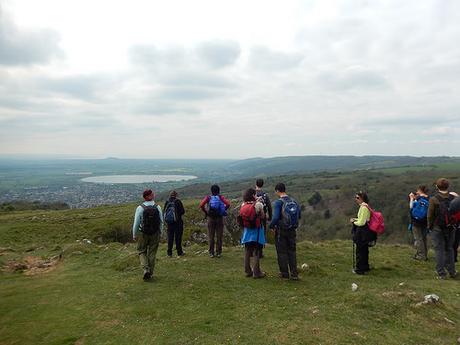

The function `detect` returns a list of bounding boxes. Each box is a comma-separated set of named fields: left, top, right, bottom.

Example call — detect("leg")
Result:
left=252, top=244, right=263, bottom=277
left=287, top=232, right=298, bottom=277
left=431, top=230, right=447, bottom=277
left=412, top=224, right=426, bottom=260
left=453, top=227, right=460, bottom=263
left=147, top=232, right=160, bottom=274
left=137, top=234, right=150, bottom=273
left=422, top=226, right=429, bottom=260
left=275, top=231, right=289, bottom=278
left=167, top=224, right=174, bottom=256
left=244, top=245, right=253, bottom=276
left=208, top=219, right=216, bottom=255
left=355, top=242, right=369, bottom=272
left=216, top=218, right=224, bottom=256
left=175, top=222, right=184, bottom=256
left=444, top=230, right=456, bottom=276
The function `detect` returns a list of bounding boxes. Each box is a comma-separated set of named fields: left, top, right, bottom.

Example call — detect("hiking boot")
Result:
left=209, top=253, right=215, bottom=258
left=254, top=272, right=266, bottom=279
left=290, top=275, right=300, bottom=281
left=352, top=269, right=366, bottom=275
left=143, top=271, right=151, bottom=281
left=216, top=253, right=222, bottom=258
left=278, top=273, right=289, bottom=279
left=167, top=255, right=173, bottom=258
left=435, top=274, right=447, bottom=280
left=449, top=271, right=458, bottom=279
left=178, top=252, right=185, bottom=257
left=245, top=272, right=253, bottom=278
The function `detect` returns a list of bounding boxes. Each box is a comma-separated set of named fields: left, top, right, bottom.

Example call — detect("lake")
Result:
left=81, top=174, right=197, bottom=184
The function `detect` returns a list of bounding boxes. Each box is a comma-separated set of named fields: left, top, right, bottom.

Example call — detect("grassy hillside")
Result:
left=1, top=207, right=459, bottom=345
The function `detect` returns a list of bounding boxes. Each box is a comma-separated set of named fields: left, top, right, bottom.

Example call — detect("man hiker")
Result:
left=255, top=178, right=272, bottom=258
left=427, top=178, right=458, bottom=279
left=269, top=183, right=301, bottom=280
left=132, top=189, right=163, bottom=281
left=409, top=185, right=430, bottom=261
left=164, top=190, right=186, bottom=257
left=199, top=184, right=231, bottom=258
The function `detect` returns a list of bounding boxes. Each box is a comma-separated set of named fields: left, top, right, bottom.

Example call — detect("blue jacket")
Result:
left=269, top=195, right=301, bottom=229
left=241, top=226, right=266, bottom=245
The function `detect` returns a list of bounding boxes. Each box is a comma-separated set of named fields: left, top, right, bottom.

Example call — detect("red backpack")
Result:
left=365, top=204, right=385, bottom=235
left=238, top=202, right=261, bottom=229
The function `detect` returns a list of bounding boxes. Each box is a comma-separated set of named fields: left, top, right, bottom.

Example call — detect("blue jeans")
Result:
left=430, top=228, right=456, bottom=277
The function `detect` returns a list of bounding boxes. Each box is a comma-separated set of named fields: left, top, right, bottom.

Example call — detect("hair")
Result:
left=243, top=188, right=256, bottom=202
left=435, top=178, right=449, bottom=191
left=356, top=191, right=369, bottom=204
left=256, top=178, right=264, bottom=188
left=143, top=189, right=153, bottom=199
left=275, top=183, right=286, bottom=193
left=210, top=184, right=220, bottom=196
left=169, top=190, right=178, bottom=198
left=417, top=185, right=429, bottom=194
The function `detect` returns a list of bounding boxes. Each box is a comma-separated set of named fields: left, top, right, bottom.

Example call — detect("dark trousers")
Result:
left=244, top=243, right=263, bottom=277
left=208, top=217, right=224, bottom=255
left=275, top=229, right=298, bottom=278
left=454, top=227, right=460, bottom=263
left=352, top=225, right=376, bottom=273
left=431, top=228, right=456, bottom=277
left=167, top=221, right=184, bottom=256
left=259, top=219, right=267, bottom=257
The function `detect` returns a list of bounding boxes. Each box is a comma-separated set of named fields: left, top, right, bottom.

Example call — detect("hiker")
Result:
left=255, top=178, right=272, bottom=258
left=164, top=190, right=185, bottom=258
left=132, top=189, right=163, bottom=281
left=409, top=186, right=430, bottom=261
left=239, top=188, right=266, bottom=278
left=350, top=191, right=377, bottom=275
left=427, top=178, right=458, bottom=279
left=199, top=184, right=231, bottom=258
left=269, top=183, right=301, bottom=280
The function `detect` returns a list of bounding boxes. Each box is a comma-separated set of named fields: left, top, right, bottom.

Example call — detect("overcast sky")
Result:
left=1, top=0, right=459, bottom=159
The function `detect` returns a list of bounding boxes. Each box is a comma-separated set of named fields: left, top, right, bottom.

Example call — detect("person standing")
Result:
left=239, top=188, right=266, bottom=278
left=409, top=186, right=430, bottom=261
left=164, top=190, right=185, bottom=258
left=269, top=183, right=301, bottom=280
left=132, top=189, right=163, bottom=281
left=350, top=191, right=377, bottom=275
left=427, top=178, right=458, bottom=279
left=255, top=178, right=272, bottom=258
left=199, top=184, right=231, bottom=258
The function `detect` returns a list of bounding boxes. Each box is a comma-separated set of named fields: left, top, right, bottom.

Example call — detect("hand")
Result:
left=349, top=218, right=356, bottom=224
left=133, top=236, right=137, bottom=241
left=409, top=193, right=415, bottom=200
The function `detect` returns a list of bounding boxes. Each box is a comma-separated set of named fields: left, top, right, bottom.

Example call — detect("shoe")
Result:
left=290, top=276, right=300, bottom=281
left=216, top=253, right=222, bottom=258
left=254, top=272, right=266, bottom=279
left=143, top=271, right=151, bottom=281
left=167, top=255, right=173, bottom=258
left=209, top=253, right=215, bottom=258
left=449, top=271, right=458, bottom=279
left=352, top=269, right=366, bottom=275
left=178, top=252, right=185, bottom=257
left=278, top=273, right=289, bottom=279
left=436, top=275, right=447, bottom=280
left=245, top=272, right=253, bottom=278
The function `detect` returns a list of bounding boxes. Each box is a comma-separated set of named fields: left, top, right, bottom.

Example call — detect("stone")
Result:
left=352, top=283, right=358, bottom=292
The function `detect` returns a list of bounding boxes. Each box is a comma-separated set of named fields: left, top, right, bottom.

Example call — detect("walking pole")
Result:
left=352, top=240, right=355, bottom=272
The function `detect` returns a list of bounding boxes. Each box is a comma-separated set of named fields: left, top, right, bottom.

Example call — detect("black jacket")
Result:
left=164, top=198, right=185, bottom=223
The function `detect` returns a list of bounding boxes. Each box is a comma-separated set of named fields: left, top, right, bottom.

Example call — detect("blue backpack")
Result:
left=164, top=201, right=177, bottom=224
left=281, top=197, right=300, bottom=230
left=208, top=195, right=227, bottom=217
left=411, top=196, right=429, bottom=221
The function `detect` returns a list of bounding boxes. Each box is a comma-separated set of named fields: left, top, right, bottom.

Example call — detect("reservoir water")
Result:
left=81, top=174, right=197, bottom=184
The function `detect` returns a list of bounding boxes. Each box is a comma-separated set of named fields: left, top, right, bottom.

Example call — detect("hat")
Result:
left=143, top=189, right=154, bottom=199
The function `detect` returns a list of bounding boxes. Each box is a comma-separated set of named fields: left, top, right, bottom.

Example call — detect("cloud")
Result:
left=195, top=40, right=241, bottom=68
left=249, top=46, right=304, bottom=71
left=317, top=66, right=389, bottom=91
left=0, top=9, right=62, bottom=66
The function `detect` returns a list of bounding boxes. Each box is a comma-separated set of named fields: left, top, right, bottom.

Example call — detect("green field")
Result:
left=1, top=207, right=459, bottom=345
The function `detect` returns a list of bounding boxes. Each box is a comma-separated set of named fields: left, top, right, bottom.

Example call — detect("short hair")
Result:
left=435, top=178, right=449, bottom=191
left=243, top=188, right=256, bottom=202
left=275, top=183, right=286, bottom=193
left=210, top=184, right=220, bottom=195
left=356, top=191, right=369, bottom=204
left=417, top=185, right=429, bottom=194
left=143, top=189, right=153, bottom=199
left=256, top=178, right=264, bottom=188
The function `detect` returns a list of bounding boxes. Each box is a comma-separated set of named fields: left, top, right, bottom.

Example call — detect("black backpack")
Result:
left=141, top=204, right=161, bottom=235
left=435, top=194, right=456, bottom=230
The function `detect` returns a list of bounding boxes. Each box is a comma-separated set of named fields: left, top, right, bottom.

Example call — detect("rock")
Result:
left=71, top=251, right=84, bottom=256
left=301, top=263, right=309, bottom=270
left=399, top=282, right=405, bottom=287
left=424, top=294, right=440, bottom=304
left=352, top=283, right=358, bottom=292
left=443, top=317, right=455, bottom=325
left=457, top=336, right=460, bottom=344
left=82, top=239, right=92, bottom=244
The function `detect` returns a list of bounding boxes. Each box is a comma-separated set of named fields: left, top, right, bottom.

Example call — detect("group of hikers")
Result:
left=132, top=177, right=459, bottom=282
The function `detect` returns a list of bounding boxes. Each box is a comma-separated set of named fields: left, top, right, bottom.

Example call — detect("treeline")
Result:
left=0, top=201, right=70, bottom=212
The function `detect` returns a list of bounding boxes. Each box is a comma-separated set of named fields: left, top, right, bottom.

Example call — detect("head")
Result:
left=143, top=189, right=154, bottom=201
left=355, top=191, right=369, bottom=205
left=274, top=183, right=286, bottom=196
left=243, top=188, right=256, bottom=202
left=435, top=178, right=449, bottom=192
left=256, top=178, right=264, bottom=189
left=416, top=185, right=429, bottom=196
left=210, top=184, right=220, bottom=196
left=169, top=190, right=178, bottom=199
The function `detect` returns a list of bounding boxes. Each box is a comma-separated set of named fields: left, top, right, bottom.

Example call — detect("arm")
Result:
left=156, top=204, right=164, bottom=232
left=132, top=206, right=143, bottom=239
left=199, top=196, right=210, bottom=214
left=220, top=195, right=231, bottom=209
left=177, top=200, right=185, bottom=216
left=269, top=200, right=282, bottom=229
left=353, top=206, right=370, bottom=227
left=266, top=195, right=273, bottom=221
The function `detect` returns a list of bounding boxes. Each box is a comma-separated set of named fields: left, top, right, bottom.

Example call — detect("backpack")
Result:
left=256, top=191, right=270, bottom=213
left=164, top=200, right=177, bottom=224
left=411, top=196, right=429, bottom=221
left=365, top=205, right=385, bottom=235
left=280, top=197, right=300, bottom=230
left=141, top=204, right=161, bottom=235
left=450, top=196, right=460, bottom=225
left=208, top=195, right=227, bottom=218
left=435, top=194, right=456, bottom=229
left=238, top=202, right=261, bottom=229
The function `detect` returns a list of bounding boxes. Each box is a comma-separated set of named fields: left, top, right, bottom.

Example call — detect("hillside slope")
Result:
left=1, top=208, right=459, bottom=345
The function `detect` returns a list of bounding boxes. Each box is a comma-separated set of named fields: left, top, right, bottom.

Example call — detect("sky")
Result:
left=0, top=0, right=459, bottom=159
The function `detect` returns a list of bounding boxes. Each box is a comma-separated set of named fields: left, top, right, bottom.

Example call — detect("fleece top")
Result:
left=132, top=201, right=164, bottom=239
left=354, top=204, right=371, bottom=227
